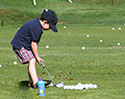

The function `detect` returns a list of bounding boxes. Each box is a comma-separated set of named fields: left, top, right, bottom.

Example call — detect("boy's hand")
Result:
left=37, top=57, right=44, bottom=65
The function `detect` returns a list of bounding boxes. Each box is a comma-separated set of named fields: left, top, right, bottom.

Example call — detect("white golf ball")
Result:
left=72, top=86, right=76, bottom=89
left=46, top=45, right=49, bottom=48
left=85, top=86, right=89, bottom=89
left=81, top=84, right=85, bottom=88
left=79, top=85, right=84, bottom=90
left=63, top=86, right=67, bottom=89
left=77, top=83, right=82, bottom=86
left=75, top=86, right=79, bottom=90
left=84, top=84, right=89, bottom=89
left=0, top=64, right=1, bottom=67
left=82, top=47, right=85, bottom=50
left=13, top=61, right=17, bottom=65
left=100, top=40, right=103, bottom=43
left=70, top=86, right=74, bottom=90
left=112, top=28, right=114, bottom=30
left=118, top=27, right=121, bottom=30
left=66, top=86, right=68, bottom=89
left=64, top=26, right=66, bottom=29
left=49, top=83, right=54, bottom=87
left=78, top=86, right=83, bottom=90
left=69, top=86, right=71, bottom=89
left=67, top=85, right=70, bottom=89
left=93, top=84, right=97, bottom=88
left=117, top=43, right=120, bottom=45
left=72, top=85, right=77, bottom=90
left=124, top=24, right=125, bottom=26
left=87, top=35, right=89, bottom=37
left=85, top=84, right=89, bottom=86
left=89, top=84, right=93, bottom=89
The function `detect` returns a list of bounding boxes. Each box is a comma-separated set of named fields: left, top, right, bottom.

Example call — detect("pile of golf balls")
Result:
left=63, top=83, right=97, bottom=90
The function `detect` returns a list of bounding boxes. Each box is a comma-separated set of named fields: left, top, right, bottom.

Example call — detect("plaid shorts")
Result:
left=12, top=47, right=35, bottom=64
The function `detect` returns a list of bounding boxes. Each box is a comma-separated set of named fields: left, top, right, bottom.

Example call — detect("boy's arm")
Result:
left=31, top=41, right=44, bottom=65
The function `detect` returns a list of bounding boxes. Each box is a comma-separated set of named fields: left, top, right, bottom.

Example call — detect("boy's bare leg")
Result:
left=28, top=58, right=38, bottom=85
left=28, top=72, right=32, bottom=83
left=27, top=65, right=32, bottom=84
left=27, top=72, right=33, bottom=87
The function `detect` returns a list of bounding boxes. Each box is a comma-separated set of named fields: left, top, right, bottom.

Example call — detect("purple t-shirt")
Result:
left=11, top=18, right=43, bottom=50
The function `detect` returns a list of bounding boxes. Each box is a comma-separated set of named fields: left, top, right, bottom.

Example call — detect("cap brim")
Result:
left=49, top=23, right=58, bottom=32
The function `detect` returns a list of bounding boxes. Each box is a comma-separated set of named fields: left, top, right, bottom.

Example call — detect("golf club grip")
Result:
left=41, top=62, right=45, bottom=68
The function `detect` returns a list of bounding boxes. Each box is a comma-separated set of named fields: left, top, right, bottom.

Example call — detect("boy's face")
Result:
left=42, top=20, right=50, bottom=30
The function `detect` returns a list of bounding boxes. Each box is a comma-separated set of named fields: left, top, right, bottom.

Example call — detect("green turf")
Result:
left=0, top=0, right=125, bottom=99
left=0, top=0, right=125, bottom=26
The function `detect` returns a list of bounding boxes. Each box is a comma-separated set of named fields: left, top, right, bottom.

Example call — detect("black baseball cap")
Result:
left=41, top=9, right=58, bottom=32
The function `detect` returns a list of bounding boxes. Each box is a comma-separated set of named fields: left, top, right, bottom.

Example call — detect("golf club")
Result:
left=41, top=62, right=64, bottom=87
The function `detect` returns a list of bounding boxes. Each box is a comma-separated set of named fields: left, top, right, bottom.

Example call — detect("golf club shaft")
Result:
left=41, top=62, right=56, bottom=86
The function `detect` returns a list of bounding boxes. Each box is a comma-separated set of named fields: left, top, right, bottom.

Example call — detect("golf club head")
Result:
left=49, top=82, right=64, bottom=87
left=55, top=82, right=64, bottom=87
left=41, top=62, right=64, bottom=88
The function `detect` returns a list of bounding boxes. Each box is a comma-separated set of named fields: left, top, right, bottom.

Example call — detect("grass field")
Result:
left=0, top=0, right=125, bottom=99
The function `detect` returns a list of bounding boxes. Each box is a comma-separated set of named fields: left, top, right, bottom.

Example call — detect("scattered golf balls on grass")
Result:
left=0, top=64, right=2, bottom=67
left=63, top=83, right=97, bottom=90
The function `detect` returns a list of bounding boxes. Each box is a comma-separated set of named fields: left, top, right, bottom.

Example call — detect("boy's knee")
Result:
left=28, top=58, right=36, bottom=72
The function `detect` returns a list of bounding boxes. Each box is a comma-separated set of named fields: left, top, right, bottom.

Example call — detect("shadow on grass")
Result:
left=19, top=80, right=51, bottom=88
left=19, top=80, right=29, bottom=88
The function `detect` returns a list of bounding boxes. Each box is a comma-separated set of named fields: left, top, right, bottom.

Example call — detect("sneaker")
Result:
left=33, top=83, right=38, bottom=89
left=45, top=81, right=51, bottom=86
left=28, top=83, right=33, bottom=88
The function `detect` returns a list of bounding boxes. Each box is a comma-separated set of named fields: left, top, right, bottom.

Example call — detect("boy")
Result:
left=11, top=9, right=58, bottom=88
